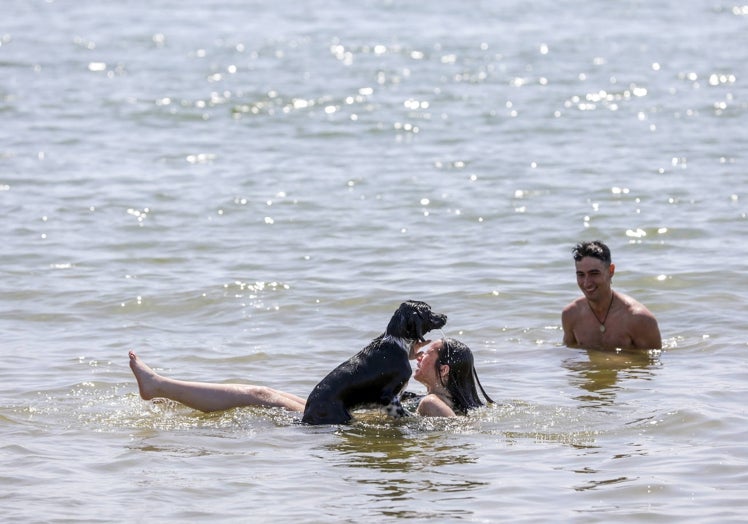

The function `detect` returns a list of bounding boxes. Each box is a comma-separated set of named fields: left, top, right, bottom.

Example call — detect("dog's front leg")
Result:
left=382, top=393, right=411, bottom=418
left=384, top=399, right=407, bottom=418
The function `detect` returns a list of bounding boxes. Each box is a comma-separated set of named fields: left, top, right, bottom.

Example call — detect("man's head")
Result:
left=572, top=240, right=612, bottom=266
left=572, top=241, right=615, bottom=297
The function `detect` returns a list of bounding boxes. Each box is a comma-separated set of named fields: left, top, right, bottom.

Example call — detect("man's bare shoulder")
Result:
left=562, top=297, right=586, bottom=316
left=613, top=292, right=661, bottom=349
left=617, top=292, right=656, bottom=318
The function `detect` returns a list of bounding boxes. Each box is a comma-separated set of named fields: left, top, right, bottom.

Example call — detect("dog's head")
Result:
left=385, top=300, right=447, bottom=342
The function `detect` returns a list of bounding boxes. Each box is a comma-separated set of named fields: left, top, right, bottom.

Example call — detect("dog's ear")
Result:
left=387, top=302, right=423, bottom=339
left=410, top=311, right=426, bottom=342
left=413, top=301, right=437, bottom=340
left=385, top=306, right=407, bottom=337
left=386, top=306, right=408, bottom=337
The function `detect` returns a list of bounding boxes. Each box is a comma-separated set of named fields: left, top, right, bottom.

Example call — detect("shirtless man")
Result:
left=562, top=240, right=662, bottom=351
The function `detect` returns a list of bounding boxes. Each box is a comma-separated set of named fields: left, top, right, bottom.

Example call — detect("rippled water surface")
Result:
left=2, top=0, right=747, bottom=522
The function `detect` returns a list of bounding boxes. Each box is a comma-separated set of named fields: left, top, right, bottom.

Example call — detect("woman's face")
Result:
left=413, top=339, right=444, bottom=386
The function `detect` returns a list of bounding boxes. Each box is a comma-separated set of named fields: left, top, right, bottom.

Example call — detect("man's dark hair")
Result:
left=572, top=240, right=611, bottom=265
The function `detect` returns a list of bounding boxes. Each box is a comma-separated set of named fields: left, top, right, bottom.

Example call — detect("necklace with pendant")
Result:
left=589, top=294, right=615, bottom=333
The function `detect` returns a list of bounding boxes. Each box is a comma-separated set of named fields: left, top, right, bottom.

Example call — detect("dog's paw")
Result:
left=384, top=401, right=410, bottom=418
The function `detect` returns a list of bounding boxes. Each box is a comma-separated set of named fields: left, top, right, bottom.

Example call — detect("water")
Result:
left=2, top=0, right=747, bottom=521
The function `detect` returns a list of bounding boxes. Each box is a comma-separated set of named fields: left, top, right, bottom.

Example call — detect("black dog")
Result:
left=301, top=300, right=447, bottom=425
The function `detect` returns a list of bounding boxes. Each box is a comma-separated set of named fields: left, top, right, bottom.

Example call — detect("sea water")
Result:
left=1, top=0, right=747, bottom=522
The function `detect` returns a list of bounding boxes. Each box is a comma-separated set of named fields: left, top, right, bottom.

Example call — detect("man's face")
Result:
left=575, top=256, right=614, bottom=300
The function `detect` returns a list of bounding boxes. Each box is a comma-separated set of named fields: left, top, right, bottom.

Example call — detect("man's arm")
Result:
left=561, top=306, right=579, bottom=348
left=631, top=313, right=662, bottom=350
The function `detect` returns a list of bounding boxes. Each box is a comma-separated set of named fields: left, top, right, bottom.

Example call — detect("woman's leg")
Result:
left=128, top=351, right=306, bottom=413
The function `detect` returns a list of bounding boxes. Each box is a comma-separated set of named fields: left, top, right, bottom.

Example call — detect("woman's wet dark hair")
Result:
left=436, top=338, right=494, bottom=414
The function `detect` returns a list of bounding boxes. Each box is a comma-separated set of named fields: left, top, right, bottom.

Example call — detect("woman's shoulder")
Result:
left=416, top=393, right=457, bottom=417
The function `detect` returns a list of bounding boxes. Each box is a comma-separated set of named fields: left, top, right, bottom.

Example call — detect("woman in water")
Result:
left=129, top=337, right=493, bottom=418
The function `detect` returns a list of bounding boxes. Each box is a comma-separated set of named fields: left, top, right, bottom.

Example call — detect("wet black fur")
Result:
left=301, top=300, right=447, bottom=425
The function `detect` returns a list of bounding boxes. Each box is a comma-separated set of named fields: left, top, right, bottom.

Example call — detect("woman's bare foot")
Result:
left=128, top=350, right=161, bottom=400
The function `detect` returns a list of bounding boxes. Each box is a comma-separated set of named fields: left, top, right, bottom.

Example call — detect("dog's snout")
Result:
left=432, top=313, right=447, bottom=329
